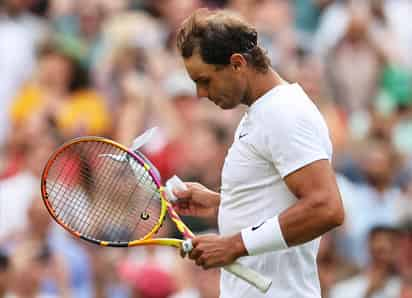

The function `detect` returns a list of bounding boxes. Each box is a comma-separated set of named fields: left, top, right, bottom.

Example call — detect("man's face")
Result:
left=183, top=52, right=247, bottom=109
left=369, top=231, right=397, bottom=266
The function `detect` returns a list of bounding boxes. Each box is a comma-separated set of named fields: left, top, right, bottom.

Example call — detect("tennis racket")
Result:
left=40, top=136, right=272, bottom=292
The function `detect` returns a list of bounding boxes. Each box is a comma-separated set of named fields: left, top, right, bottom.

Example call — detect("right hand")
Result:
left=172, top=182, right=220, bottom=219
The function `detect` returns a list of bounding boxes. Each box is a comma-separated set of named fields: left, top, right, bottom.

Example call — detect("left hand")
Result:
left=183, top=233, right=248, bottom=269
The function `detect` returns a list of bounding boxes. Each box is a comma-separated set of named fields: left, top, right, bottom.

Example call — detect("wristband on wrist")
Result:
left=241, top=215, right=288, bottom=256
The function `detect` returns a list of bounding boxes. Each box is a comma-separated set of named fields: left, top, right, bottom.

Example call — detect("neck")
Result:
left=245, top=68, right=285, bottom=106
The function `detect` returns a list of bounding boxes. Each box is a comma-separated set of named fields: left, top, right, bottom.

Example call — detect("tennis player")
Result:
left=173, top=9, right=344, bottom=298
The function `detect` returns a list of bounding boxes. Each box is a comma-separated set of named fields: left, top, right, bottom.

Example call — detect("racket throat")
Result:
left=181, top=239, right=193, bottom=252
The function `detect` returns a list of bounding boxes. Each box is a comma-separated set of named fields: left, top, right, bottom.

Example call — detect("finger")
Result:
left=191, top=237, right=200, bottom=247
left=173, top=188, right=191, bottom=200
left=188, top=238, right=202, bottom=259
left=180, top=248, right=187, bottom=258
left=172, top=201, right=189, bottom=209
left=180, top=201, right=189, bottom=209
left=188, top=248, right=202, bottom=260
left=172, top=205, right=192, bottom=216
left=195, top=256, right=205, bottom=267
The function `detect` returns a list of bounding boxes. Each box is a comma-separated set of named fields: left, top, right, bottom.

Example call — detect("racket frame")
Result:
left=41, top=136, right=272, bottom=292
left=41, top=136, right=175, bottom=247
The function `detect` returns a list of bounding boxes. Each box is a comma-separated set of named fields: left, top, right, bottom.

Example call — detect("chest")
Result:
left=221, top=116, right=279, bottom=191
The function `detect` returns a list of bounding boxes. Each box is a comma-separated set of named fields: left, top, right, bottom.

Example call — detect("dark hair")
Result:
left=176, top=9, right=271, bottom=73
left=36, top=39, right=90, bottom=91
left=0, top=251, right=9, bottom=271
left=369, top=225, right=399, bottom=240
left=399, top=220, right=412, bottom=235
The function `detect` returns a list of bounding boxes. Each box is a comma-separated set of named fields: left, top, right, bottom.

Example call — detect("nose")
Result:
left=196, top=86, right=208, bottom=99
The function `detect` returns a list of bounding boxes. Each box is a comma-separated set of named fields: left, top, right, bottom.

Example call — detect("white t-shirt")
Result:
left=218, top=83, right=333, bottom=298
left=0, top=171, right=38, bottom=240
left=329, top=274, right=401, bottom=298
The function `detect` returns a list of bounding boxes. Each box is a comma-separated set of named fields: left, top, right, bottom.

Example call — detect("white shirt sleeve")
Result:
left=261, top=87, right=332, bottom=178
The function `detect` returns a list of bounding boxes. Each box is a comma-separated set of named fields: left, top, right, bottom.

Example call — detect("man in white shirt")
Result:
left=0, top=0, right=47, bottom=145
left=329, top=226, right=401, bottom=298
left=173, top=9, right=344, bottom=297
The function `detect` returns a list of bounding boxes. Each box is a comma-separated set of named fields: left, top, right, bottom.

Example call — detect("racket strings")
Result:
left=52, top=149, right=157, bottom=240
left=49, top=150, right=94, bottom=228
left=48, top=142, right=111, bottom=236
left=71, top=143, right=126, bottom=238
left=45, top=141, right=162, bottom=242
left=51, top=142, right=112, bottom=233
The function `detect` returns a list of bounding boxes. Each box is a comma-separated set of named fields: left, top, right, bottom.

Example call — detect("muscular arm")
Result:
left=187, top=159, right=345, bottom=268
left=279, top=159, right=344, bottom=246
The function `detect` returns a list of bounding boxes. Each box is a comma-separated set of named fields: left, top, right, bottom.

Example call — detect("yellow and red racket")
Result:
left=40, top=136, right=272, bottom=292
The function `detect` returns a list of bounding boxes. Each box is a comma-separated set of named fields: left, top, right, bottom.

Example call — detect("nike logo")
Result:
left=251, top=221, right=265, bottom=231
left=239, top=133, right=248, bottom=139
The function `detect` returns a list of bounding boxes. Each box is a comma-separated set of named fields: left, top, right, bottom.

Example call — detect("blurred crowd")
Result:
left=0, top=0, right=412, bottom=297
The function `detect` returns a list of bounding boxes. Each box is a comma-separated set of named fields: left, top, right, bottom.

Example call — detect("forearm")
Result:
left=188, top=187, right=344, bottom=267
left=239, top=192, right=344, bottom=257
left=279, top=195, right=344, bottom=246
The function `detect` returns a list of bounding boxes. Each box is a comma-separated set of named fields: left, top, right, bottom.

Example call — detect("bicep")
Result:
left=283, top=159, right=341, bottom=203
left=279, top=159, right=344, bottom=245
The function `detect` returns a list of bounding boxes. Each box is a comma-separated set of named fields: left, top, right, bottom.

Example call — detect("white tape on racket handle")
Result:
left=224, top=262, right=272, bottom=293
left=181, top=239, right=272, bottom=293
left=182, top=239, right=193, bottom=252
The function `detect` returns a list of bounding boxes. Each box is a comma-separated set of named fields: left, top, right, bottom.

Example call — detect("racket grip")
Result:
left=182, top=239, right=193, bottom=252
left=181, top=239, right=272, bottom=293
left=223, top=262, right=272, bottom=293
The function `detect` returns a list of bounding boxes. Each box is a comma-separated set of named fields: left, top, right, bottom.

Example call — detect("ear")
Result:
left=230, top=54, right=247, bottom=71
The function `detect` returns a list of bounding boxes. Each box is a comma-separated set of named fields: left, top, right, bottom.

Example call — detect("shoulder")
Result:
left=253, top=84, right=330, bottom=146
left=255, top=83, right=326, bottom=129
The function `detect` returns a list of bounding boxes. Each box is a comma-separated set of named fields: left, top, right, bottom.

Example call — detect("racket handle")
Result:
left=182, top=238, right=193, bottom=252
left=224, top=262, right=272, bottom=293
left=182, top=239, right=272, bottom=293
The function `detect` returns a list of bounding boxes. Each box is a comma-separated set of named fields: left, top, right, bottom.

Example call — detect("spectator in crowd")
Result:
left=317, top=233, right=359, bottom=298
left=53, top=0, right=106, bottom=69
left=126, top=264, right=177, bottom=298
left=9, top=40, right=111, bottom=140
left=336, top=138, right=403, bottom=266
left=329, top=226, right=401, bottom=298
left=0, top=120, right=59, bottom=241
left=5, top=198, right=72, bottom=298
left=4, top=242, right=59, bottom=298
left=0, top=0, right=48, bottom=144
left=398, top=221, right=412, bottom=298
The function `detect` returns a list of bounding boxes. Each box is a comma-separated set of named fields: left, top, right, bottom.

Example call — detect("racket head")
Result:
left=41, top=136, right=168, bottom=247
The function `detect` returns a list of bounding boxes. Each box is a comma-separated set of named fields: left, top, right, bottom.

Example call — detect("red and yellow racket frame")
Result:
left=41, top=136, right=194, bottom=248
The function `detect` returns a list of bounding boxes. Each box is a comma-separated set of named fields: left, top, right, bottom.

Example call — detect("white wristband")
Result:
left=241, top=215, right=288, bottom=256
